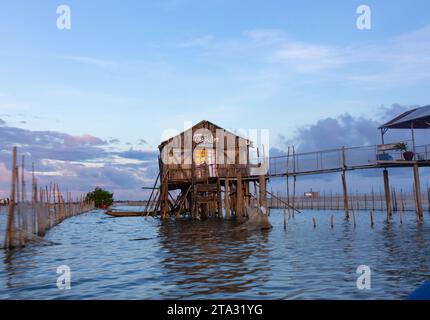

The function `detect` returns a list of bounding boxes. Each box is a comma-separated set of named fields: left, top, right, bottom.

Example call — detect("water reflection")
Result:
left=158, top=220, right=272, bottom=299
left=0, top=209, right=429, bottom=299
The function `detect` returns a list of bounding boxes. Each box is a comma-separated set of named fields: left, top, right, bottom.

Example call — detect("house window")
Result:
left=194, top=147, right=216, bottom=165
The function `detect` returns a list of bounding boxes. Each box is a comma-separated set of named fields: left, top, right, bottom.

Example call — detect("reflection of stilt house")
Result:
left=146, top=120, right=267, bottom=220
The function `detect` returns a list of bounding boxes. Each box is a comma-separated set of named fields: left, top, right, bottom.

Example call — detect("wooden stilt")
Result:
left=383, top=169, right=392, bottom=222
left=283, top=207, right=287, bottom=227
left=5, top=147, right=17, bottom=249
left=217, top=179, right=222, bottom=220
left=352, top=210, right=357, bottom=228
left=225, top=179, right=230, bottom=220
left=341, top=147, right=349, bottom=220
left=400, top=196, right=404, bottom=224
left=21, top=155, right=26, bottom=203
left=413, top=164, right=423, bottom=220
left=292, top=146, right=297, bottom=211
left=259, top=174, right=267, bottom=209
left=427, top=184, right=430, bottom=214
left=341, top=172, right=349, bottom=220
left=237, top=175, right=243, bottom=222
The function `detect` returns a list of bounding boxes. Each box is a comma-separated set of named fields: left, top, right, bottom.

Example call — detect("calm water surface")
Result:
left=0, top=206, right=429, bottom=299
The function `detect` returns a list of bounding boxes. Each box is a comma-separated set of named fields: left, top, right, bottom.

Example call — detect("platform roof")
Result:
left=379, top=105, right=430, bottom=129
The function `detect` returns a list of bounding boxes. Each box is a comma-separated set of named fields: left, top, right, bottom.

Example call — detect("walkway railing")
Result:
left=263, top=142, right=430, bottom=177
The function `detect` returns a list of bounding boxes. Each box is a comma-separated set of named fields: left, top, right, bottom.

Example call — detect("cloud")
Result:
left=244, top=29, right=283, bottom=43
left=63, top=134, right=106, bottom=147
left=176, top=35, right=215, bottom=48
left=61, top=55, right=117, bottom=69
left=138, top=139, right=148, bottom=145
left=280, top=104, right=422, bottom=152
left=0, top=123, right=158, bottom=200
left=273, top=104, right=430, bottom=189
left=0, top=118, right=5, bottom=126
left=242, top=25, right=430, bottom=82
left=272, top=42, right=345, bottom=73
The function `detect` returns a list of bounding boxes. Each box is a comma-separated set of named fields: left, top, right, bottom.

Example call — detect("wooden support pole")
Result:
left=259, top=174, right=267, bottom=209
left=225, top=179, right=230, bottom=220
left=217, top=179, right=222, bottom=220
left=5, top=147, right=17, bottom=249
left=413, top=164, right=423, bottom=219
left=286, top=146, right=290, bottom=213
left=160, top=170, right=169, bottom=220
left=32, top=162, right=37, bottom=204
left=292, top=146, right=297, bottom=212
left=341, top=172, right=349, bottom=220
left=352, top=210, right=357, bottom=228
left=236, top=175, right=243, bottom=222
left=427, top=184, right=430, bottom=214
left=15, top=166, right=20, bottom=204
left=383, top=169, right=392, bottom=221
left=244, top=181, right=250, bottom=208
left=21, top=155, right=26, bottom=203
left=400, top=197, right=404, bottom=224
left=283, top=206, right=287, bottom=227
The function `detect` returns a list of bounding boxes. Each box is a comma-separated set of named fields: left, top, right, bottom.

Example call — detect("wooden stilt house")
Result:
left=146, top=120, right=266, bottom=220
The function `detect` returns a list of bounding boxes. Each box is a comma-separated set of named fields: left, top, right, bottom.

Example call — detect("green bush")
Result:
left=85, top=187, right=114, bottom=208
left=394, top=142, right=408, bottom=152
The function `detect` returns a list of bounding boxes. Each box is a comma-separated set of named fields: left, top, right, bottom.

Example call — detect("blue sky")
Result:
left=0, top=0, right=430, bottom=198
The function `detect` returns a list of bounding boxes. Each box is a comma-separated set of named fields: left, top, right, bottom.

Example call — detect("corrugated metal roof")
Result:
left=379, top=105, right=430, bottom=129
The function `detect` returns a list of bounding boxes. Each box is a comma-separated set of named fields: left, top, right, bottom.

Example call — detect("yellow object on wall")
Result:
left=194, top=148, right=206, bottom=165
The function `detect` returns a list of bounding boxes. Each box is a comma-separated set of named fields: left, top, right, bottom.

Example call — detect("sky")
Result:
left=0, top=0, right=430, bottom=199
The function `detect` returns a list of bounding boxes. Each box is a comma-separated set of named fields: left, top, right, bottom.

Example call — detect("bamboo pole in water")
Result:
left=286, top=146, right=290, bottom=215
left=292, top=146, right=297, bottom=212
left=21, top=155, right=26, bottom=203
left=5, top=147, right=17, bottom=249
left=400, top=193, right=404, bottom=224
left=15, top=166, right=20, bottom=204
left=283, top=206, right=287, bottom=227
left=352, top=210, right=356, bottom=228
left=427, top=183, right=430, bottom=214
left=341, top=147, right=349, bottom=220
left=383, top=169, right=392, bottom=222
left=413, top=164, right=423, bottom=220
left=236, top=175, right=243, bottom=222
left=364, top=193, right=367, bottom=211
left=225, top=179, right=230, bottom=219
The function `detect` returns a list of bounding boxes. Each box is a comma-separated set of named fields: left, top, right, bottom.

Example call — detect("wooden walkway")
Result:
left=247, top=142, right=430, bottom=220
left=263, top=143, right=430, bottom=178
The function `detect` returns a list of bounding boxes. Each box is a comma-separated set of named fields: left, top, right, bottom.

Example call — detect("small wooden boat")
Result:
left=104, top=211, right=146, bottom=217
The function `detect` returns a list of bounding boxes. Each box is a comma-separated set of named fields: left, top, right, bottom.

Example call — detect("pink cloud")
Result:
left=0, top=162, right=11, bottom=184
left=64, top=134, right=106, bottom=147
